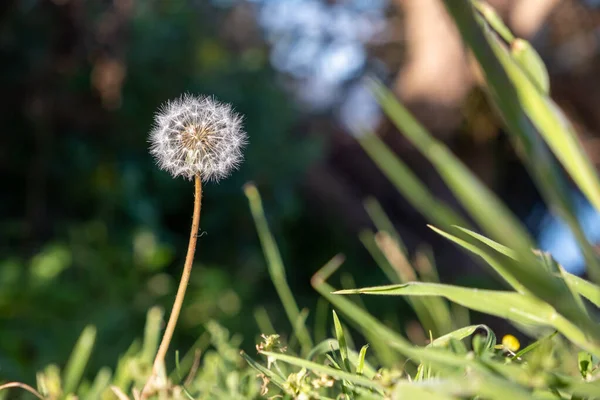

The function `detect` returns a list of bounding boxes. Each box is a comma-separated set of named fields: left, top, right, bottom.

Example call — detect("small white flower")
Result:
left=149, top=94, right=247, bottom=181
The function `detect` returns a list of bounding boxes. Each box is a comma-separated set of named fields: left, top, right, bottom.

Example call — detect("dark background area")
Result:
left=1, top=0, right=600, bottom=384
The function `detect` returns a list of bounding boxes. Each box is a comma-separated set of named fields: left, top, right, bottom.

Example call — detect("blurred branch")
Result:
left=393, top=0, right=473, bottom=135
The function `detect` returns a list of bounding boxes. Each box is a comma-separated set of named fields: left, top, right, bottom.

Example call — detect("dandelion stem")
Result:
left=143, top=174, right=202, bottom=397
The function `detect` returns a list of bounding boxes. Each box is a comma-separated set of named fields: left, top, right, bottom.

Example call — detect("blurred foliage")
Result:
left=0, top=0, right=327, bottom=382
left=4, top=0, right=600, bottom=399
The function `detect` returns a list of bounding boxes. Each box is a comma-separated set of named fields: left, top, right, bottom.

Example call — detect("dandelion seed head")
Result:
left=149, top=94, right=247, bottom=181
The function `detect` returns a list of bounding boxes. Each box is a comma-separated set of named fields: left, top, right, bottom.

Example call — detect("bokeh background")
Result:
left=2, top=0, right=600, bottom=384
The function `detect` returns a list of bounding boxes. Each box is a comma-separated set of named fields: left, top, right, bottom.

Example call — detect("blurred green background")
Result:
left=1, top=0, right=599, bottom=385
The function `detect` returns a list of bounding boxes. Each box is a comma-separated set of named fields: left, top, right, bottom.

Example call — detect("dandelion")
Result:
left=142, top=94, right=247, bottom=399
left=149, top=94, right=247, bottom=182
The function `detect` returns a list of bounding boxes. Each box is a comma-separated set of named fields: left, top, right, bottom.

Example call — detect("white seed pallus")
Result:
left=149, top=94, right=247, bottom=181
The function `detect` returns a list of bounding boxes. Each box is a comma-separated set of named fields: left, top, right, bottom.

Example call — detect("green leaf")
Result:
left=428, top=225, right=526, bottom=293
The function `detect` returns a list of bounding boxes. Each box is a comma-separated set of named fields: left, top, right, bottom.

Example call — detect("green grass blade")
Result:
left=359, top=230, right=400, bottom=285
left=356, top=345, right=369, bottom=376
left=364, top=197, right=404, bottom=250
left=314, top=298, right=329, bottom=344
left=563, top=272, right=600, bottom=308
left=332, top=310, right=352, bottom=373
left=358, top=133, right=470, bottom=230
left=428, top=225, right=526, bottom=293
left=244, top=183, right=313, bottom=354
left=449, top=225, right=599, bottom=309
left=510, top=39, right=549, bottom=95
left=140, top=306, right=163, bottom=364
left=62, top=325, right=96, bottom=395
left=472, top=0, right=514, bottom=43
left=334, top=283, right=600, bottom=356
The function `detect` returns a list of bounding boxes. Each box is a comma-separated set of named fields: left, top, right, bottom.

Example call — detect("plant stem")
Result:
left=143, top=174, right=202, bottom=397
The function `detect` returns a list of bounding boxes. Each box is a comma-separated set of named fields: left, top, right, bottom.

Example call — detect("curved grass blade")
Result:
left=358, top=133, right=470, bottom=230
left=334, top=283, right=600, bottom=356
left=430, top=325, right=495, bottom=351
left=450, top=225, right=600, bottom=307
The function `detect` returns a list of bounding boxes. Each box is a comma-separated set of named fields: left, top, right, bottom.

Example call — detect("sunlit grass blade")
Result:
left=563, top=272, right=600, bottom=308
left=358, top=133, right=470, bottom=230
left=244, top=183, right=313, bottom=355
left=449, top=225, right=600, bottom=308
left=356, top=345, right=369, bottom=376
left=471, top=0, right=514, bottom=42
left=334, top=283, right=600, bottom=356
left=428, top=225, right=526, bottom=293
left=510, top=39, right=549, bottom=95
left=63, top=325, right=96, bottom=395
